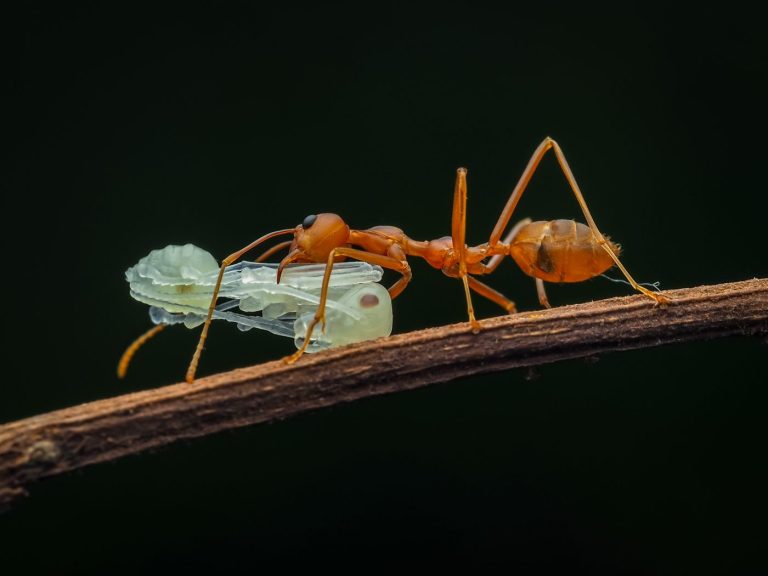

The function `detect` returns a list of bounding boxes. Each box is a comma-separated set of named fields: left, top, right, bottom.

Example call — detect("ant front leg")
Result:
left=283, top=246, right=411, bottom=365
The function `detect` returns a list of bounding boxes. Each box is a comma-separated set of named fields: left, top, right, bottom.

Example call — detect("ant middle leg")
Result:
left=451, top=168, right=481, bottom=331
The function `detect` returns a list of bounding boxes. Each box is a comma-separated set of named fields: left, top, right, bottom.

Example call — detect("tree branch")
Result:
left=2, top=279, right=766, bottom=508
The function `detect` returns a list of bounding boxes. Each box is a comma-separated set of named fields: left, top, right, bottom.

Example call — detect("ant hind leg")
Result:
left=487, top=137, right=668, bottom=306
left=547, top=139, right=668, bottom=305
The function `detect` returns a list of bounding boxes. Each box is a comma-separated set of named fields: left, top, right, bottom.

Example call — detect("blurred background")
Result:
left=6, top=4, right=767, bottom=573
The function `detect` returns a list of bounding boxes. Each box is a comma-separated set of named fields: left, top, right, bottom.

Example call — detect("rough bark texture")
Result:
left=1, top=279, right=766, bottom=509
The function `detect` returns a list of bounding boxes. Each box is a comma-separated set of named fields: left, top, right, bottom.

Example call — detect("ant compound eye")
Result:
left=302, top=214, right=318, bottom=229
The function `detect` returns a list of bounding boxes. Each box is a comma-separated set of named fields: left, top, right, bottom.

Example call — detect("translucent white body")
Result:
left=126, top=244, right=393, bottom=352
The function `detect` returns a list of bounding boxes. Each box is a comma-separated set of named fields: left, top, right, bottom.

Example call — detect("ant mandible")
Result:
left=186, top=137, right=668, bottom=383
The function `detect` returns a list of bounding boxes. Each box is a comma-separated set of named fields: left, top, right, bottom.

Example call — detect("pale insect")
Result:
left=118, top=244, right=393, bottom=377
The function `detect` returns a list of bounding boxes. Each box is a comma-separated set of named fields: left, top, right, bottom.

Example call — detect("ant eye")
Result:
left=302, top=214, right=318, bottom=229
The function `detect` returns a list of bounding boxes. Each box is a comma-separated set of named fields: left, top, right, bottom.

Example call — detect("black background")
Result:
left=5, top=4, right=768, bottom=574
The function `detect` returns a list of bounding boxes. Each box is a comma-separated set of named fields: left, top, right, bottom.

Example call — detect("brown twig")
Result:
left=1, top=279, right=766, bottom=509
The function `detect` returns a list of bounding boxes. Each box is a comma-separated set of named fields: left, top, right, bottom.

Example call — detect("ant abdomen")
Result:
left=509, top=219, right=620, bottom=283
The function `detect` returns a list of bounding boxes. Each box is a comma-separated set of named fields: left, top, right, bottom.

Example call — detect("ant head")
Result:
left=295, top=213, right=350, bottom=258
left=277, top=213, right=350, bottom=281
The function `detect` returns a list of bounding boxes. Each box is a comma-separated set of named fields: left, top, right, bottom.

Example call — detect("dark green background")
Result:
left=6, top=4, right=767, bottom=573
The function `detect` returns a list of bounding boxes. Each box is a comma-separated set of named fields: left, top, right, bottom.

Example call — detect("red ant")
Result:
left=185, top=137, right=668, bottom=383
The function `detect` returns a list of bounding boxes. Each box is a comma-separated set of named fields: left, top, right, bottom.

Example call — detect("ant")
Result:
left=185, top=137, right=668, bottom=383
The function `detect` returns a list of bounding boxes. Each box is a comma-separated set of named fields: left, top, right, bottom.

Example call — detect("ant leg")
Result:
left=547, top=139, right=668, bottom=305
left=117, top=324, right=167, bottom=378
left=254, top=240, right=293, bottom=263
left=384, top=244, right=413, bottom=299
left=283, top=246, right=411, bottom=365
left=489, top=137, right=666, bottom=305
left=442, top=268, right=517, bottom=313
left=535, top=278, right=551, bottom=308
left=482, top=218, right=531, bottom=274
left=488, top=138, right=558, bottom=247
left=451, top=168, right=481, bottom=331
left=186, top=228, right=296, bottom=383
left=466, top=276, right=517, bottom=313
